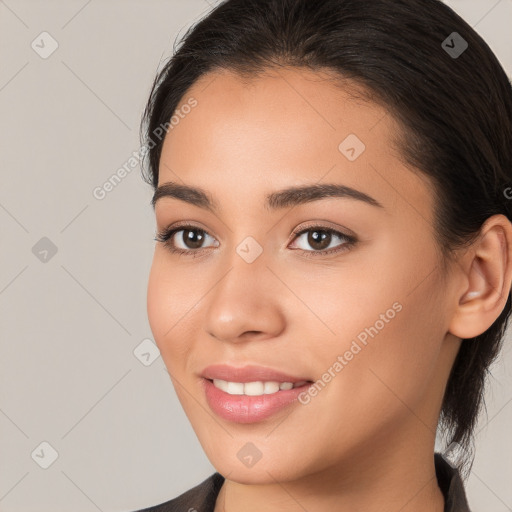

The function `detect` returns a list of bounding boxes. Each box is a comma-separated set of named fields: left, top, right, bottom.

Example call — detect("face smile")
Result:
left=146, top=66, right=462, bottom=485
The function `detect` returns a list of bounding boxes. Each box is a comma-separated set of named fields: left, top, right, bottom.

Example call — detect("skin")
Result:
left=146, top=67, right=512, bottom=512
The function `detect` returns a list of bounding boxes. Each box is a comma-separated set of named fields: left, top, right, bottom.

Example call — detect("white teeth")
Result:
left=264, top=381, right=280, bottom=394
left=244, top=381, right=265, bottom=396
left=212, top=379, right=228, bottom=392
left=226, top=381, right=244, bottom=395
left=212, top=379, right=305, bottom=396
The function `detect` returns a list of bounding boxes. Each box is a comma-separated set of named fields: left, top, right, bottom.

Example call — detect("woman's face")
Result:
left=147, top=67, right=462, bottom=483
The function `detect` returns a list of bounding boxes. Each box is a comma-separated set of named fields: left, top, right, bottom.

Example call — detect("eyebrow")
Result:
left=151, top=181, right=384, bottom=212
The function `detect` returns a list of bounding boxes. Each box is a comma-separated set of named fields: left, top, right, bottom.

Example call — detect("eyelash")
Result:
left=154, top=222, right=357, bottom=259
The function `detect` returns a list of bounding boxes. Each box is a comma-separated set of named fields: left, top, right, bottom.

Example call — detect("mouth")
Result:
left=199, top=364, right=314, bottom=423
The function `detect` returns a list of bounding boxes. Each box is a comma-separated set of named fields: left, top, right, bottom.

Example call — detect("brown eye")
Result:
left=155, top=224, right=219, bottom=256
left=306, top=230, right=332, bottom=251
left=180, top=229, right=207, bottom=249
left=289, top=225, right=357, bottom=257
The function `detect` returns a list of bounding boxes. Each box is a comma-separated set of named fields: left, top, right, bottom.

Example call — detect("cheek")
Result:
left=147, top=252, right=194, bottom=366
left=300, top=247, right=445, bottom=419
left=315, top=275, right=445, bottom=439
left=146, top=254, right=168, bottom=343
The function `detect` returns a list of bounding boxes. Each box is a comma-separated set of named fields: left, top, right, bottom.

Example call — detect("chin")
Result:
left=197, top=436, right=315, bottom=484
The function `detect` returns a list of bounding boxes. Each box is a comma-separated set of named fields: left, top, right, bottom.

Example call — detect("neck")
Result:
left=214, top=444, right=445, bottom=512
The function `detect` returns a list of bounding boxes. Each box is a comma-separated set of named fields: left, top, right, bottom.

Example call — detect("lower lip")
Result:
left=202, top=378, right=312, bottom=424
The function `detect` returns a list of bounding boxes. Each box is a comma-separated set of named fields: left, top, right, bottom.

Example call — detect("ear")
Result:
left=449, top=214, right=512, bottom=339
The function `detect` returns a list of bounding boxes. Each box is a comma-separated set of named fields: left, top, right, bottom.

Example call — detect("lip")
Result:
left=201, top=379, right=312, bottom=423
left=200, top=363, right=311, bottom=383
left=200, top=364, right=313, bottom=423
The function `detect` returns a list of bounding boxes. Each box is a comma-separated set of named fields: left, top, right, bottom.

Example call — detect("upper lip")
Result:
left=201, top=364, right=312, bottom=383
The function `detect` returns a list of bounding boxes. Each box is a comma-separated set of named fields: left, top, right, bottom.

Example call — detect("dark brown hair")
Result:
left=140, top=0, right=512, bottom=476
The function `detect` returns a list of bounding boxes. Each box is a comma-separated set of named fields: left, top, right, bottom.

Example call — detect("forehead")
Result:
left=179, top=66, right=392, bottom=138
left=158, top=67, right=435, bottom=224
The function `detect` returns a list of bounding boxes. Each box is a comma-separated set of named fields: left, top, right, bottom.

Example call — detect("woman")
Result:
left=136, top=0, right=512, bottom=510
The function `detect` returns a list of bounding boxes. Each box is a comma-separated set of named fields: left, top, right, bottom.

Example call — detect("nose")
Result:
left=203, top=250, right=286, bottom=343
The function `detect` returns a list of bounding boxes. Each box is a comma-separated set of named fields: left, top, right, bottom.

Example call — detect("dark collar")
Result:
left=435, top=452, right=472, bottom=511
left=136, top=453, right=471, bottom=511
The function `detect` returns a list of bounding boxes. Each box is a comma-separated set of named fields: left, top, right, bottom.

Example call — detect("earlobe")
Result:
left=449, top=215, right=512, bottom=339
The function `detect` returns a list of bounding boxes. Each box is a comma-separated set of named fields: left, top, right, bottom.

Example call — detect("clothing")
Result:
left=134, top=452, right=471, bottom=512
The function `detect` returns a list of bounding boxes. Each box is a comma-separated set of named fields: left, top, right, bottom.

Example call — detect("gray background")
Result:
left=0, top=1, right=511, bottom=511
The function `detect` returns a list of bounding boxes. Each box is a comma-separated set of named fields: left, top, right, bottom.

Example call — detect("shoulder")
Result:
left=133, top=472, right=224, bottom=512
